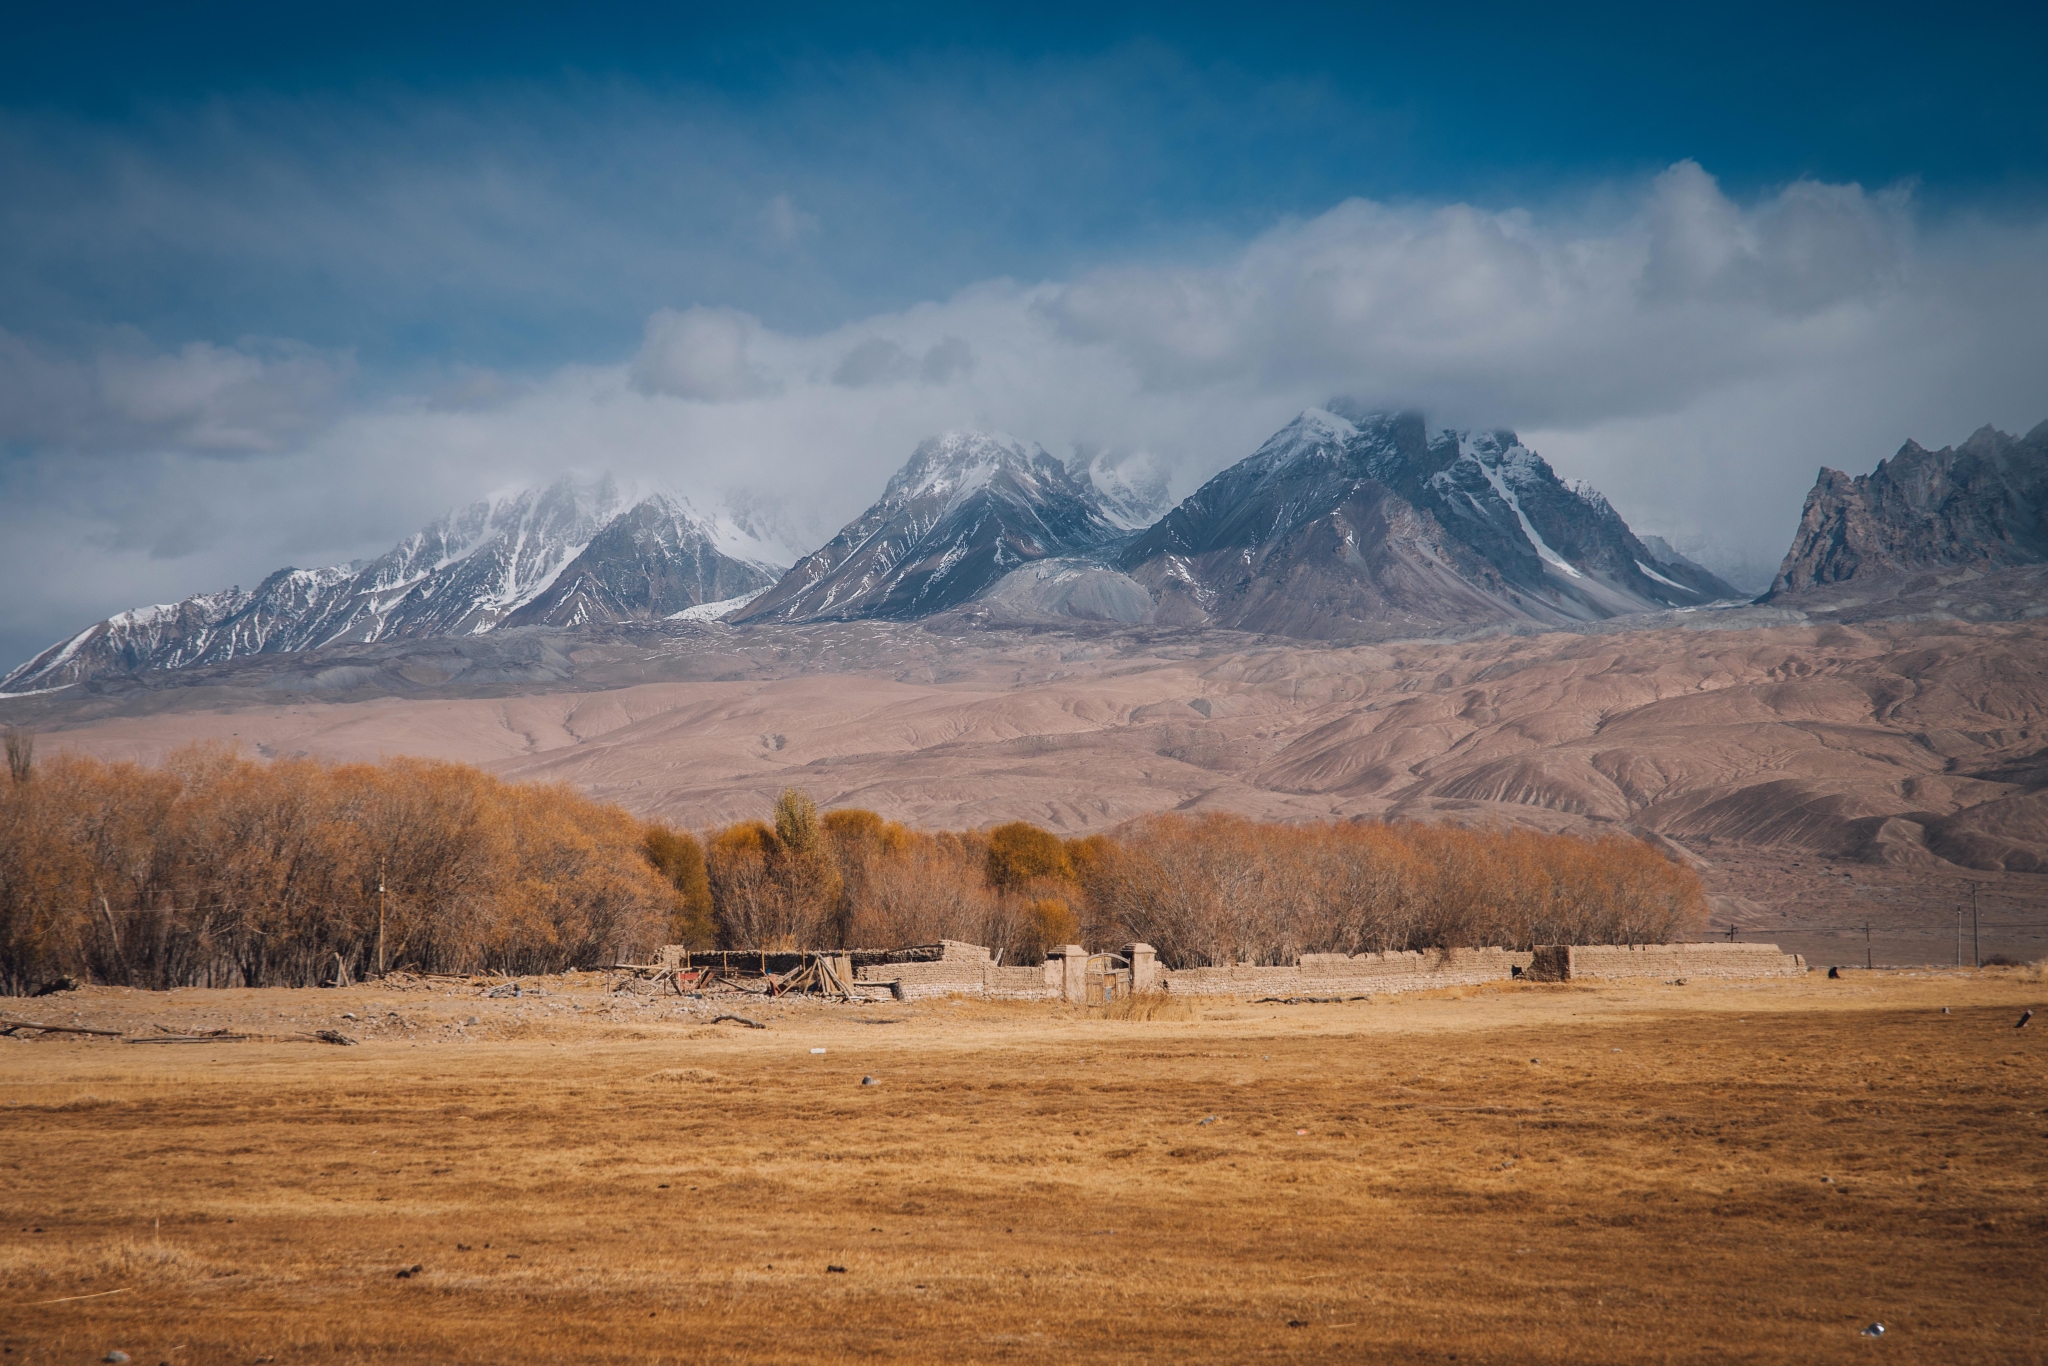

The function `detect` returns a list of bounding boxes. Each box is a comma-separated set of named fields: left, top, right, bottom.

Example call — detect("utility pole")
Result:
left=377, top=856, right=387, bottom=979
left=1727, top=921, right=1738, bottom=942
left=1864, top=922, right=1872, bottom=972
left=1970, top=881, right=1982, bottom=969
left=1956, top=906, right=1963, bottom=968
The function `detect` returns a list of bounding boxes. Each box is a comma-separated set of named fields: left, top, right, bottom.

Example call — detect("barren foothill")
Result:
left=3, top=970, right=2044, bottom=1363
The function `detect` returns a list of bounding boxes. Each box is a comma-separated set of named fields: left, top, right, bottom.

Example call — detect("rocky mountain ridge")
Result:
left=1768, top=421, right=2048, bottom=596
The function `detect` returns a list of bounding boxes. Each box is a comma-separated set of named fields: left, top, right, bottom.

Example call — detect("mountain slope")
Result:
left=3, top=479, right=783, bottom=693
left=732, top=432, right=1133, bottom=623
left=1122, top=405, right=1737, bottom=639
left=1768, top=421, right=2048, bottom=596
left=500, top=494, right=782, bottom=629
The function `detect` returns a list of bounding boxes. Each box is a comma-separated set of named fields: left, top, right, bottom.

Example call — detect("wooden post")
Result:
left=376, top=856, right=387, bottom=979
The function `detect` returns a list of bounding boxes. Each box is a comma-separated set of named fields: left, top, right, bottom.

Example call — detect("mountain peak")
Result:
left=883, top=431, right=1062, bottom=508
left=1122, top=406, right=1736, bottom=638
left=732, top=431, right=1131, bottom=624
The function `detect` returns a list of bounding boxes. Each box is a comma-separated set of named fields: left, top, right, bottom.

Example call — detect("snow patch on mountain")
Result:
left=1465, top=440, right=1585, bottom=579
left=670, top=586, right=771, bottom=622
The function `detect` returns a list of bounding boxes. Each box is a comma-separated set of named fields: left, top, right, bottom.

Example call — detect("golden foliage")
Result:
left=642, top=825, right=715, bottom=949
left=701, top=791, right=1705, bottom=967
left=0, top=746, right=672, bottom=991
left=985, top=821, right=1070, bottom=888
left=1022, top=896, right=1080, bottom=957
left=1074, top=814, right=1706, bottom=968
left=2, top=759, right=1711, bottom=993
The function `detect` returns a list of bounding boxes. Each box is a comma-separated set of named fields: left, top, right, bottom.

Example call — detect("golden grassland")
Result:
left=2, top=970, right=2045, bottom=1364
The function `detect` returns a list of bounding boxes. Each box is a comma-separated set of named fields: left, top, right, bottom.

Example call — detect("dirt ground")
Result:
left=3, top=969, right=2045, bottom=1364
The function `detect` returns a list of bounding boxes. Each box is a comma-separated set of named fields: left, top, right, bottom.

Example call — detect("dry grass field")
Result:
left=3, top=970, right=2045, bottom=1364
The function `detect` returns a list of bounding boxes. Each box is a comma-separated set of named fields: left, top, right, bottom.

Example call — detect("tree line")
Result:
left=0, top=745, right=670, bottom=993
left=694, top=793, right=1705, bottom=969
left=0, top=742, right=1705, bottom=992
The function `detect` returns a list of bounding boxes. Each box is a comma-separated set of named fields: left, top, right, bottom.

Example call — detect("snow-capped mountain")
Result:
left=1120, top=404, right=1737, bottom=638
left=2, top=478, right=785, bottom=692
left=501, top=492, right=785, bottom=629
left=732, top=432, right=1136, bottom=623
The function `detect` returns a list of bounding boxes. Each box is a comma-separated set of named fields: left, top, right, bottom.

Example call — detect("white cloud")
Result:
left=628, top=305, right=780, bottom=401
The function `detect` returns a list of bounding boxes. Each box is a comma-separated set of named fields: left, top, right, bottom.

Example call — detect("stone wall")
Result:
left=1525, top=943, right=1805, bottom=982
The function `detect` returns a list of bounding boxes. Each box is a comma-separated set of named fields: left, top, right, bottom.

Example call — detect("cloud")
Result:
left=1038, top=160, right=1930, bottom=428
left=830, top=334, right=976, bottom=387
left=831, top=337, right=913, bottom=387
left=0, top=327, right=354, bottom=454
left=629, top=306, right=779, bottom=401
left=759, top=193, right=820, bottom=248
left=1641, top=161, right=1911, bottom=311
left=920, top=335, right=975, bottom=384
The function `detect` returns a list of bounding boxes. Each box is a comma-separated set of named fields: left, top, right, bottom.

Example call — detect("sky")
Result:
left=3, top=0, right=2045, bottom=669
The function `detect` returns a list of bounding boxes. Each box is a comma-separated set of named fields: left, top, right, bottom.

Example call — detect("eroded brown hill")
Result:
left=19, top=618, right=2045, bottom=883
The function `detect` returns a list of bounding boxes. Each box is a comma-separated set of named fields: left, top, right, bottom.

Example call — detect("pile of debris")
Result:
left=603, top=948, right=894, bottom=1002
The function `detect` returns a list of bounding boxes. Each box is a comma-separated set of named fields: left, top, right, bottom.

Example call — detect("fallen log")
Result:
left=286, top=1029, right=359, bottom=1046
left=127, top=1035, right=250, bottom=1045
left=0, top=1017, right=124, bottom=1037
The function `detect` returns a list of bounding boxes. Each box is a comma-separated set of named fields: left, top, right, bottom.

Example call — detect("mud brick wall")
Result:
left=1546, top=943, right=1805, bottom=981
left=854, top=960, right=988, bottom=1000
left=1299, top=947, right=1533, bottom=994
left=984, top=965, right=1061, bottom=1001
left=854, top=941, right=1061, bottom=1001
left=1161, top=946, right=1534, bottom=998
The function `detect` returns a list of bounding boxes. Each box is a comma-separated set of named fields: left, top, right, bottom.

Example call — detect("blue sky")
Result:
left=2, top=0, right=2045, bottom=669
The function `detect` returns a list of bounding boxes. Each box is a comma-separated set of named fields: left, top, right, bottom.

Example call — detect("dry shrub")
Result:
left=842, top=830, right=1011, bottom=949
left=0, top=746, right=672, bottom=991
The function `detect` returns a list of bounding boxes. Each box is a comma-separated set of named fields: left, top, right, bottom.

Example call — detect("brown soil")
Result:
left=4, top=970, right=2044, bottom=1363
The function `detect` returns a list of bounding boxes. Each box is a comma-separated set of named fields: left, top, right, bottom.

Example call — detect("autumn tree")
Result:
left=643, top=824, right=716, bottom=947
left=0, top=746, right=670, bottom=990
left=986, top=821, right=1070, bottom=888
left=1022, top=896, right=1080, bottom=957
